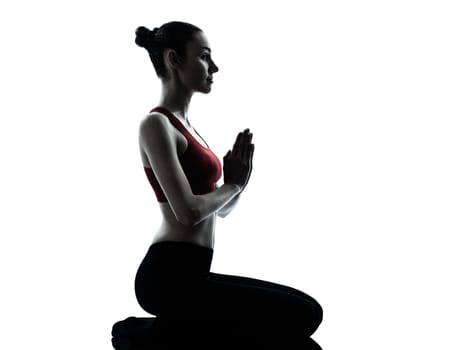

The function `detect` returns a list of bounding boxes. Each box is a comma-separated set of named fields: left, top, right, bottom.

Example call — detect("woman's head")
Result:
left=135, top=21, right=218, bottom=92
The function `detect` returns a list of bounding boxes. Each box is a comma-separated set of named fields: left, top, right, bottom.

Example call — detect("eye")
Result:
left=201, top=53, right=211, bottom=60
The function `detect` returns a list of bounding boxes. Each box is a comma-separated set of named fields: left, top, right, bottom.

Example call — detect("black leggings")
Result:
left=134, top=241, right=323, bottom=348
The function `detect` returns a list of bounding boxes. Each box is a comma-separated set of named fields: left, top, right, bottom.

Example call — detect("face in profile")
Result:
left=176, top=31, right=219, bottom=93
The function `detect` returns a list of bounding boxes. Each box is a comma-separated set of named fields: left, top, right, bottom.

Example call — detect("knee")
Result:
left=305, top=299, right=323, bottom=335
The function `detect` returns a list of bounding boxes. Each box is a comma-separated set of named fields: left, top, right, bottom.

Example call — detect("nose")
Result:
left=210, top=59, right=219, bottom=74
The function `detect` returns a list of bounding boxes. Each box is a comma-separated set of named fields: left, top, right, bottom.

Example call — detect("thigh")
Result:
left=207, top=272, right=322, bottom=309
left=168, top=272, right=322, bottom=338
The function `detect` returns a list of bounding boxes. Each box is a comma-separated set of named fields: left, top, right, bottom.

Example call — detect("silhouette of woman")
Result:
left=132, top=21, right=323, bottom=349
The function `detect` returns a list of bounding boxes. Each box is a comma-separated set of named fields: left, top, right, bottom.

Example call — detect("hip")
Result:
left=134, top=241, right=215, bottom=312
left=135, top=241, right=214, bottom=283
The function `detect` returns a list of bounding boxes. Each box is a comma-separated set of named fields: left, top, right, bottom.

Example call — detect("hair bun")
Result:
left=135, top=26, right=155, bottom=49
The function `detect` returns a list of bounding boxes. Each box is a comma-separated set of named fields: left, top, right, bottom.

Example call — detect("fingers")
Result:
left=232, top=129, right=253, bottom=160
left=249, top=143, right=254, bottom=164
left=232, top=130, right=244, bottom=158
left=242, top=130, right=253, bottom=160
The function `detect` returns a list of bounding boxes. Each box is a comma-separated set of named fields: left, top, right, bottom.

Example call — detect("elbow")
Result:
left=170, top=196, right=199, bottom=227
left=179, top=206, right=199, bottom=227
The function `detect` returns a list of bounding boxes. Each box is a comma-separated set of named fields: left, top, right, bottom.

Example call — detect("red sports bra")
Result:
left=143, top=106, right=222, bottom=203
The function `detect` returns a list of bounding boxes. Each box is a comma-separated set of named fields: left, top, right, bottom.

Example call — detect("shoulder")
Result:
left=139, top=112, right=177, bottom=151
left=139, top=112, right=177, bottom=140
left=140, top=112, right=170, bottom=129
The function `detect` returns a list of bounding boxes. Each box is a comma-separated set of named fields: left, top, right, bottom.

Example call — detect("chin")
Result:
left=198, top=86, right=212, bottom=94
left=203, top=80, right=213, bottom=91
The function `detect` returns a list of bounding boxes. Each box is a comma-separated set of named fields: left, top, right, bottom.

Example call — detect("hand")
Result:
left=223, top=128, right=254, bottom=191
left=234, top=128, right=254, bottom=191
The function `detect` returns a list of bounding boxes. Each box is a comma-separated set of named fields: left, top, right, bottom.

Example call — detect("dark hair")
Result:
left=135, top=21, right=203, bottom=80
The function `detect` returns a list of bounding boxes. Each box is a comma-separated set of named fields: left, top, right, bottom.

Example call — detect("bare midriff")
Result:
left=152, top=203, right=216, bottom=249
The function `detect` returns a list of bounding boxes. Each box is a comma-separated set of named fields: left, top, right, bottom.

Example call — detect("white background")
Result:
left=1, top=1, right=467, bottom=349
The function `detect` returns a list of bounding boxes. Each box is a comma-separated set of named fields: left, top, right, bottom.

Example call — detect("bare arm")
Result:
left=216, top=185, right=241, bottom=218
left=197, top=184, right=240, bottom=218
left=139, top=114, right=241, bottom=226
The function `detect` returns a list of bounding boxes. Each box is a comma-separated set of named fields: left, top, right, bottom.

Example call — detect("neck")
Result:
left=158, top=79, right=194, bottom=126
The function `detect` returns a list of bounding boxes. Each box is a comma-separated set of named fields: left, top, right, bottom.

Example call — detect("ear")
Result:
left=165, top=49, right=182, bottom=70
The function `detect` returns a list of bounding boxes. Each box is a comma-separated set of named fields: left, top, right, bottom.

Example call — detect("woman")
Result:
left=133, top=21, right=323, bottom=349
